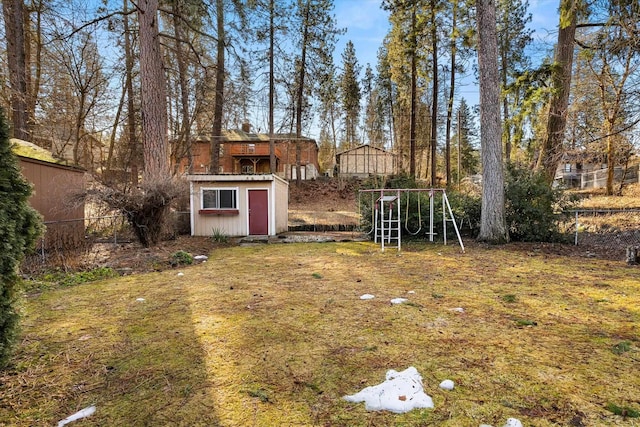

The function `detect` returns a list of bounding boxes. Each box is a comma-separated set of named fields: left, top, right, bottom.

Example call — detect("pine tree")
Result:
left=340, top=40, right=361, bottom=150
left=0, top=108, right=43, bottom=368
left=453, top=99, right=479, bottom=184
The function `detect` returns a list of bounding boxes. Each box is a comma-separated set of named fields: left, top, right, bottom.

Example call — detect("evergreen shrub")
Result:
left=0, top=109, right=43, bottom=368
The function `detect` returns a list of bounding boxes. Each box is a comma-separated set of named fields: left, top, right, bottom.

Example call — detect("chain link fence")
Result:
left=563, top=209, right=640, bottom=253
left=35, top=212, right=191, bottom=263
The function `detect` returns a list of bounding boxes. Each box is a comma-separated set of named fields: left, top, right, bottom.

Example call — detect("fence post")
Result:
left=574, top=210, right=579, bottom=246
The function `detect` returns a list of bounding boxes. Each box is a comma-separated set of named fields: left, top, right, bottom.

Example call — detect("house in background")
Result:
left=555, top=151, right=639, bottom=189
left=187, top=174, right=288, bottom=237
left=176, top=124, right=320, bottom=180
left=336, top=144, right=396, bottom=178
left=11, top=139, right=86, bottom=249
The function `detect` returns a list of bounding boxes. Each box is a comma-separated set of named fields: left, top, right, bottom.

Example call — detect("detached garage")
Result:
left=187, top=174, right=288, bottom=237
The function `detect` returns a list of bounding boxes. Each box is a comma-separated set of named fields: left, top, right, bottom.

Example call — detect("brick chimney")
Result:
left=241, top=122, right=251, bottom=133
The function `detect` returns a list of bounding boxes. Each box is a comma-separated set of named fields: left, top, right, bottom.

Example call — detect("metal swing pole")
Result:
left=429, top=189, right=434, bottom=242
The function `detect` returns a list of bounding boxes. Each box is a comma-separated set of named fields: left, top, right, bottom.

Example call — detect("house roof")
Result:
left=194, top=129, right=317, bottom=144
left=336, top=144, right=393, bottom=157
left=11, top=138, right=85, bottom=171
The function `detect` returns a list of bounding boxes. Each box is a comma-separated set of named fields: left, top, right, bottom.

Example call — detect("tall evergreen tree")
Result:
left=291, top=0, right=341, bottom=183
left=316, top=44, right=340, bottom=164
left=375, top=44, right=397, bottom=151
left=340, top=40, right=361, bottom=150
left=0, top=108, right=43, bottom=368
left=453, top=98, right=479, bottom=184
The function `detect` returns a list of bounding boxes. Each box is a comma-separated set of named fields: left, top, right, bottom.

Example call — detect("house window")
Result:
left=247, top=144, right=255, bottom=153
left=564, top=163, right=572, bottom=173
left=242, top=165, right=254, bottom=174
left=202, top=188, right=238, bottom=210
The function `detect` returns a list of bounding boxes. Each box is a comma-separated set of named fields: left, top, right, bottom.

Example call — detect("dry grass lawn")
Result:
left=2, top=241, right=639, bottom=426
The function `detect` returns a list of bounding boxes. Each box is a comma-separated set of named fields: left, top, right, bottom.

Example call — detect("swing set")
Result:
left=358, top=188, right=465, bottom=253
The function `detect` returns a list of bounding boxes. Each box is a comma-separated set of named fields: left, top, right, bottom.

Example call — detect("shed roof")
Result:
left=336, top=144, right=393, bottom=157
left=186, top=173, right=289, bottom=185
left=11, top=138, right=84, bottom=171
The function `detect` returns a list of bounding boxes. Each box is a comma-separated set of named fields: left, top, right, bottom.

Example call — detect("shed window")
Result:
left=202, top=188, right=237, bottom=210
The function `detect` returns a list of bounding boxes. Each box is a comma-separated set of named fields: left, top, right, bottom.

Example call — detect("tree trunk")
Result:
left=269, top=0, right=276, bottom=173
left=106, top=80, right=126, bottom=180
left=429, top=0, right=438, bottom=185
left=536, top=0, right=576, bottom=183
left=124, top=0, right=138, bottom=186
left=173, top=0, right=192, bottom=174
left=138, top=0, right=169, bottom=183
left=26, top=0, right=43, bottom=136
left=210, top=0, right=224, bottom=174
left=3, top=0, right=30, bottom=140
left=476, top=0, right=508, bottom=243
left=409, top=5, right=417, bottom=178
left=445, top=0, right=457, bottom=186
left=295, top=0, right=311, bottom=186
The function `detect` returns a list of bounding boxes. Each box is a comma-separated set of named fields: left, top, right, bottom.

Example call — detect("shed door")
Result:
left=248, top=189, right=269, bottom=235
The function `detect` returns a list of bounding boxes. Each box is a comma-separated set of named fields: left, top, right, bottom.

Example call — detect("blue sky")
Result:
left=333, top=0, right=391, bottom=70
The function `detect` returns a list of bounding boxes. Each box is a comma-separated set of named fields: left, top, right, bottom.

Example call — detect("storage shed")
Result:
left=336, top=144, right=396, bottom=178
left=11, top=138, right=86, bottom=249
left=187, top=174, right=288, bottom=237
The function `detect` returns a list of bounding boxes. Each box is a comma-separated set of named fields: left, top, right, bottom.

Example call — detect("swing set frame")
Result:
left=358, top=188, right=465, bottom=253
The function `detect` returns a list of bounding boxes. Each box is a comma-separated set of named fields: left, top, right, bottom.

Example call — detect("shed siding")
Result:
left=274, top=178, right=289, bottom=233
left=19, top=158, right=85, bottom=248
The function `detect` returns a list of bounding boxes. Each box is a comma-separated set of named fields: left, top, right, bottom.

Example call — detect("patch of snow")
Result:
left=194, top=255, right=208, bottom=260
left=57, top=405, right=96, bottom=426
left=439, top=379, right=455, bottom=390
left=343, top=366, right=434, bottom=414
left=136, top=298, right=145, bottom=302
left=451, top=307, right=465, bottom=313
left=177, top=272, right=184, bottom=277
left=360, top=294, right=375, bottom=300
left=407, top=290, right=416, bottom=294
left=390, top=298, right=408, bottom=304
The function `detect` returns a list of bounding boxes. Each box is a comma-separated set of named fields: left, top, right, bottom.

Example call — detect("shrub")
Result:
left=504, top=164, right=576, bottom=242
left=170, top=250, right=193, bottom=266
left=0, top=109, right=44, bottom=368
left=446, top=191, right=482, bottom=238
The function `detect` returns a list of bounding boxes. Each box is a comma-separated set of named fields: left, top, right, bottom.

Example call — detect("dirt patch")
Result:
left=288, top=177, right=360, bottom=212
